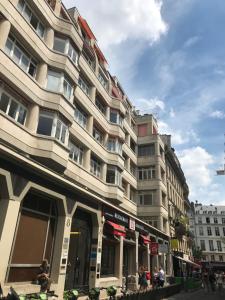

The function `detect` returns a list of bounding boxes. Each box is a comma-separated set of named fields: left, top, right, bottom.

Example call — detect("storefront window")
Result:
left=101, top=240, right=115, bottom=276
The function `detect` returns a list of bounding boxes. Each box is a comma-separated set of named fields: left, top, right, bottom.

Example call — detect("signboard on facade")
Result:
left=171, top=239, right=178, bottom=249
left=129, top=218, right=135, bottom=231
left=150, top=242, right=158, bottom=255
left=158, top=244, right=168, bottom=254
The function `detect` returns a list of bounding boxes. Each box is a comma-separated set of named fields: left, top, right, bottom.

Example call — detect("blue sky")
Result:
left=63, top=0, right=225, bottom=205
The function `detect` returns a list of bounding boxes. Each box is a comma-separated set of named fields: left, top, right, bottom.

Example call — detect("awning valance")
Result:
left=140, top=235, right=151, bottom=244
left=174, top=256, right=201, bottom=268
left=106, top=221, right=126, bottom=237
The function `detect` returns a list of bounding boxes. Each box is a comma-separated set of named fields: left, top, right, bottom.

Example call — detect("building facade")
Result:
left=190, top=203, right=225, bottom=270
left=0, top=0, right=172, bottom=297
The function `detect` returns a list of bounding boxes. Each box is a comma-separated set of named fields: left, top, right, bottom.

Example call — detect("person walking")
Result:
left=202, top=269, right=210, bottom=293
left=217, top=271, right=223, bottom=294
left=138, top=266, right=148, bottom=291
left=152, top=267, right=159, bottom=289
left=158, top=266, right=165, bottom=288
left=209, top=270, right=216, bottom=292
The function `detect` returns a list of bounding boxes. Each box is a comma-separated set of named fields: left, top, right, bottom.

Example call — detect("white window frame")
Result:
left=53, top=36, right=78, bottom=65
left=78, top=76, right=90, bottom=96
left=37, top=111, right=69, bottom=145
left=95, top=97, right=106, bottom=115
left=138, top=166, right=156, bottom=180
left=74, top=105, right=87, bottom=129
left=90, top=157, right=101, bottom=178
left=106, top=166, right=122, bottom=186
left=93, top=126, right=103, bottom=144
left=98, top=70, right=108, bottom=89
left=46, top=70, right=73, bottom=101
left=17, top=0, right=45, bottom=38
left=107, top=137, right=122, bottom=155
left=68, top=140, right=83, bottom=165
left=5, top=35, right=37, bottom=78
left=138, top=191, right=156, bottom=206
left=110, top=109, right=123, bottom=126
left=0, top=88, right=27, bottom=125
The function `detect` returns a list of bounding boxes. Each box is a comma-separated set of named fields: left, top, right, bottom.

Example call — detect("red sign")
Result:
left=150, top=242, right=158, bottom=255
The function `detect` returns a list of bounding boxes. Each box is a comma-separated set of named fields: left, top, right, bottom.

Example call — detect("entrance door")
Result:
left=65, top=209, right=92, bottom=290
left=123, top=246, right=129, bottom=276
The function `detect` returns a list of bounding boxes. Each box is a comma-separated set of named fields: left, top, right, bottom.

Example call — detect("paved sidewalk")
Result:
left=164, top=288, right=225, bottom=300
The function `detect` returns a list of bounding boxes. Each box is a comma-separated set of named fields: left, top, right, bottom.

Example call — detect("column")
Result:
left=101, top=162, right=107, bottom=182
left=0, top=199, right=20, bottom=284
left=26, top=104, right=39, bottom=133
left=126, top=183, right=130, bottom=200
left=103, top=132, right=109, bottom=148
left=90, top=86, right=96, bottom=102
left=0, top=19, right=11, bottom=50
left=87, top=115, right=94, bottom=134
left=84, top=149, right=91, bottom=170
left=45, top=27, right=54, bottom=49
left=36, top=62, right=48, bottom=87
left=135, top=231, right=139, bottom=289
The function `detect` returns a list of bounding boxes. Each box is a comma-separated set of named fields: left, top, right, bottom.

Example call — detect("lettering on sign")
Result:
left=129, top=218, right=135, bottom=231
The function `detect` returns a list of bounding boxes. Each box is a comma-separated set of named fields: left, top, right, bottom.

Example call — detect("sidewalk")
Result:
left=163, top=288, right=225, bottom=300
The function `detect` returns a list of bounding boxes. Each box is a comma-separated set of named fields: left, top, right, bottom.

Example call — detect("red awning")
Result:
left=106, top=221, right=126, bottom=237
left=78, top=16, right=96, bottom=40
left=94, top=45, right=107, bottom=64
left=140, top=235, right=151, bottom=244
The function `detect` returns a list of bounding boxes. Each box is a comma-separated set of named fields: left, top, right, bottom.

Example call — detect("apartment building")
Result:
left=0, top=0, right=170, bottom=297
left=190, top=204, right=225, bottom=270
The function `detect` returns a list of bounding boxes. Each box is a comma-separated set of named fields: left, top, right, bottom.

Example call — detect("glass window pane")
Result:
left=5, top=38, right=13, bottom=55
left=21, top=55, right=29, bottom=71
left=47, top=71, right=61, bottom=92
left=23, top=5, right=32, bottom=22
left=13, top=46, right=22, bottom=64
left=17, top=0, right=25, bottom=12
left=61, top=125, right=67, bottom=143
left=8, top=100, right=19, bottom=119
left=53, top=38, right=66, bottom=53
left=37, top=23, right=45, bottom=38
left=28, top=62, right=36, bottom=77
left=0, top=93, right=10, bottom=113
left=37, top=114, right=53, bottom=136
left=17, top=106, right=27, bottom=124
left=30, top=14, right=38, bottom=29
left=110, top=111, right=117, bottom=123
left=55, top=120, right=61, bottom=140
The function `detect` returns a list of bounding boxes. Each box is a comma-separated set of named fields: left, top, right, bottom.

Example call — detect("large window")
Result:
left=17, top=0, right=45, bottom=38
left=206, top=217, right=210, bottom=224
left=138, top=144, right=155, bottom=156
left=101, top=240, right=115, bottom=276
left=90, top=156, right=101, bottom=178
left=74, top=105, right=87, bottom=129
left=199, top=226, right=204, bottom=236
left=209, top=240, right=214, bottom=251
left=215, top=227, right=220, bottom=236
left=5, top=35, right=37, bottom=78
left=107, top=138, right=122, bottom=155
left=200, top=240, right=205, bottom=251
left=110, top=109, right=123, bottom=126
left=106, top=166, right=122, bottom=186
left=138, top=190, right=156, bottom=206
left=93, top=126, right=104, bottom=144
left=138, top=166, right=156, bottom=180
left=37, top=111, right=68, bottom=144
left=78, top=76, right=90, bottom=96
left=47, top=70, right=73, bottom=100
left=68, top=140, right=83, bottom=165
left=98, top=70, right=108, bottom=90
left=207, top=227, right=212, bottom=236
left=0, top=89, right=27, bottom=125
left=95, top=97, right=106, bottom=116
left=53, top=36, right=78, bottom=65
left=217, top=240, right=222, bottom=252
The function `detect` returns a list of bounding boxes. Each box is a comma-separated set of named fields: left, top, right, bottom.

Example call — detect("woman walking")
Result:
left=138, top=266, right=148, bottom=291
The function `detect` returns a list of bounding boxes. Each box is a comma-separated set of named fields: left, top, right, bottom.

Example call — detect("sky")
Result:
left=63, top=0, right=225, bottom=205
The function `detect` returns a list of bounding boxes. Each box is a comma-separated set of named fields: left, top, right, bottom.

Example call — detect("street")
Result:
left=164, top=288, right=225, bottom=300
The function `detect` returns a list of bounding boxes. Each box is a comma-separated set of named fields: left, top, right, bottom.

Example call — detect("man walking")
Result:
left=158, top=266, right=165, bottom=287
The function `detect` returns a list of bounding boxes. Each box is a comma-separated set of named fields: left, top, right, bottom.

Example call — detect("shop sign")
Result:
left=158, top=244, right=168, bottom=254
left=150, top=242, right=158, bottom=255
left=129, top=218, right=135, bottom=231
left=135, top=223, right=148, bottom=234
left=171, top=239, right=178, bottom=249
left=103, top=207, right=129, bottom=225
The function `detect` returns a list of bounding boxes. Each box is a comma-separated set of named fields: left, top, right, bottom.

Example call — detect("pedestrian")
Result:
left=158, top=266, right=165, bottom=287
left=138, top=266, right=148, bottom=291
left=217, top=271, right=223, bottom=294
left=209, top=270, right=216, bottom=292
left=202, top=269, right=210, bottom=293
left=152, top=267, right=159, bottom=289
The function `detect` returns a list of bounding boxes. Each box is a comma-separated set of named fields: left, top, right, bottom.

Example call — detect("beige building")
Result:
left=0, top=0, right=171, bottom=298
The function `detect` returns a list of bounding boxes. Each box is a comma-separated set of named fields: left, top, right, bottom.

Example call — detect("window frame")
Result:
left=53, top=36, right=78, bottom=65
left=68, top=140, right=83, bottom=165
left=138, top=166, right=156, bottom=181
left=78, top=76, right=90, bottom=96
left=106, top=166, right=122, bottom=186
left=90, top=156, right=101, bottom=178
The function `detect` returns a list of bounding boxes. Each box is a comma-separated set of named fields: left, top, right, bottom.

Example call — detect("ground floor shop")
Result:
left=0, top=153, right=170, bottom=298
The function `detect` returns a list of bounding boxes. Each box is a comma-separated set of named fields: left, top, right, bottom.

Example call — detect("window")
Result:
left=200, top=240, right=205, bottom=251
left=93, top=126, right=104, bottom=144
left=211, top=255, right=215, bottom=261
left=106, top=166, right=122, bottom=186
left=217, top=240, right=222, bottom=252
left=5, top=35, right=37, bottom=78
left=68, top=140, right=83, bottom=165
left=222, top=218, right=225, bottom=224
left=98, top=70, right=108, bottom=89
left=223, top=227, right=225, bottom=236
left=17, top=0, right=45, bottom=38
left=206, top=217, right=210, bottom=224
left=138, top=124, right=147, bottom=137
left=110, top=109, right=123, bottom=126
left=90, top=156, right=101, bottom=178
left=107, top=138, right=122, bottom=155
left=209, top=240, right=214, bottom=251
left=101, top=240, right=115, bottom=276
left=138, top=166, right=156, bottom=180
left=138, top=190, right=156, bottom=206
left=214, top=217, right=218, bottom=224
left=53, top=36, right=78, bottom=65
left=145, top=216, right=158, bottom=228
left=207, top=227, right=212, bottom=236
left=37, top=111, right=68, bottom=144
left=199, top=227, right=204, bottom=236
left=138, top=144, right=155, bottom=156
left=78, top=76, right=90, bottom=96
left=215, top=227, right=220, bottom=236
left=0, top=90, right=27, bottom=125
left=198, top=217, right=202, bottom=224
left=130, top=138, right=136, bottom=153
left=74, top=105, right=87, bottom=129
left=47, top=70, right=73, bottom=100
left=219, top=255, right=223, bottom=262
left=130, top=162, right=136, bottom=177
left=95, top=97, right=106, bottom=115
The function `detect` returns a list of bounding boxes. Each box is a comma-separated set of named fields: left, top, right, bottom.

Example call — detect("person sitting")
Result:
left=37, top=259, right=52, bottom=292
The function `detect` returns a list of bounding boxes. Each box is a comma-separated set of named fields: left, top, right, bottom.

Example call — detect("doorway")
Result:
left=65, top=209, right=92, bottom=290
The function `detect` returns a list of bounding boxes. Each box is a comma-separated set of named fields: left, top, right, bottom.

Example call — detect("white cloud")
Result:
left=183, top=36, right=200, bottom=48
left=136, top=97, right=165, bottom=113
left=63, top=0, right=168, bottom=50
left=210, top=110, right=225, bottom=119
left=169, top=108, right=175, bottom=118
